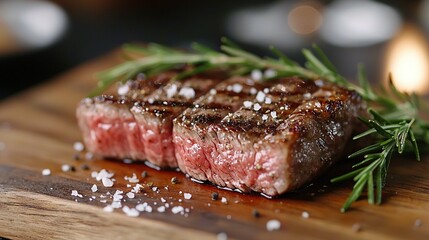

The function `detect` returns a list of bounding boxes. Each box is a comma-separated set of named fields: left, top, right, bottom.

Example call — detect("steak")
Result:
left=77, top=72, right=364, bottom=196
left=77, top=72, right=225, bottom=167
left=173, top=78, right=363, bottom=196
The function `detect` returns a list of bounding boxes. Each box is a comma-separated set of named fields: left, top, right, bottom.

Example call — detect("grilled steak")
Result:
left=77, top=72, right=225, bottom=167
left=76, top=73, right=174, bottom=161
left=77, top=72, right=364, bottom=196
left=173, top=78, right=363, bottom=196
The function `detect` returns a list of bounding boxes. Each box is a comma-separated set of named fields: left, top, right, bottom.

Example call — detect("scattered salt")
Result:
left=315, top=79, right=324, bottom=87
left=251, top=69, right=263, bottom=81
left=315, top=101, right=321, bottom=108
left=263, top=88, right=269, bottom=94
left=165, top=84, right=178, bottom=98
left=103, top=206, right=114, bottom=212
left=71, top=190, right=83, bottom=198
left=270, top=111, right=277, bottom=119
left=124, top=173, right=139, bottom=183
left=136, top=203, right=147, bottom=211
left=61, top=164, right=71, bottom=172
left=210, top=89, right=217, bottom=95
left=42, top=169, right=51, bottom=176
left=111, top=201, right=122, bottom=209
left=221, top=197, right=228, bottom=204
left=178, top=87, right=196, bottom=99
left=250, top=87, right=257, bottom=95
left=145, top=205, right=153, bottom=213
left=95, top=169, right=114, bottom=181
left=161, top=197, right=166, bottom=203
left=264, top=97, right=272, bottom=104
left=256, top=91, right=265, bottom=102
left=231, top=83, right=243, bottom=93
left=253, top=103, right=261, bottom=111
left=91, top=184, right=98, bottom=193
left=184, top=193, right=192, bottom=200
left=264, top=69, right=277, bottom=79
left=102, top=177, right=114, bottom=187
left=262, top=114, right=268, bottom=121
left=172, top=206, right=184, bottom=214
left=73, top=142, right=84, bottom=152
left=117, top=84, right=130, bottom=96
left=302, top=211, right=310, bottom=219
left=157, top=206, right=166, bottom=213
left=152, top=187, right=158, bottom=192
left=243, top=101, right=253, bottom=108
left=122, top=206, right=140, bottom=217
left=266, top=220, right=281, bottom=231
left=126, top=192, right=135, bottom=199
left=303, top=92, right=311, bottom=99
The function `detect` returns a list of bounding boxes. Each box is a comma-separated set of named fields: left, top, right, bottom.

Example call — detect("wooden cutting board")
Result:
left=0, top=51, right=428, bottom=240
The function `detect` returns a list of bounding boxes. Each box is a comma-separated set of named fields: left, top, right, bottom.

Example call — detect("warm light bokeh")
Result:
left=385, top=25, right=429, bottom=93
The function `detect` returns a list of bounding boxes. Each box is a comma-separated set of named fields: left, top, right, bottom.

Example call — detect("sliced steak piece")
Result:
left=76, top=73, right=174, bottom=160
left=131, top=76, right=224, bottom=168
left=173, top=77, right=273, bottom=180
left=174, top=77, right=364, bottom=196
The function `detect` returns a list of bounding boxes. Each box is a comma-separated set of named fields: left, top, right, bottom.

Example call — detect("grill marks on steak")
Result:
left=130, top=77, right=224, bottom=167
left=173, top=77, right=274, bottom=182
left=76, top=73, right=174, bottom=160
left=173, top=78, right=363, bottom=196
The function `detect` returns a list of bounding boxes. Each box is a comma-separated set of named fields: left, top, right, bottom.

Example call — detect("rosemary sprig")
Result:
left=93, top=38, right=429, bottom=212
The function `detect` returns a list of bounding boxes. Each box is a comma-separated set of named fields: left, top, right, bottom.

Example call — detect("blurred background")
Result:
left=1, top=0, right=429, bottom=99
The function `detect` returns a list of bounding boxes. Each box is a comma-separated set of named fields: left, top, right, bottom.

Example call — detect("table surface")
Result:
left=0, top=51, right=428, bottom=240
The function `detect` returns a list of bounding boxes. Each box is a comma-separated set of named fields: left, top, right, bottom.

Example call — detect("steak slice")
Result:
left=76, top=72, right=174, bottom=160
left=130, top=76, right=224, bottom=168
left=173, top=77, right=364, bottom=196
left=173, top=77, right=273, bottom=180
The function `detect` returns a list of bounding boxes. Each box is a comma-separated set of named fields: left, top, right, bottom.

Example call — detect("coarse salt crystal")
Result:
left=231, top=83, right=243, bottom=93
left=132, top=184, right=143, bottom=193
left=42, top=169, right=51, bottom=176
left=263, top=88, right=269, bottom=93
left=152, top=187, right=158, bottom=192
left=103, top=205, right=114, bottom=212
left=165, top=84, right=178, bottom=98
left=102, top=177, right=114, bottom=187
left=210, top=89, right=217, bottom=95
left=136, top=203, right=147, bottom=211
left=148, top=98, right=155, bottom=104
left=253, top=103, right=261, bottom=111
left=315, top=79, right=324, bottom=87
left=122, top=206, right=140, bottom=217
left=161, top=197, right=166, bottom=203
left=250, top=87, right=257, bottom=95
left=95, top=169, right=114, bottom=181
left=127, top=184, right=131, bottom=188
left=303, top=93, right=311, bottom=99
left=243, top=101, right=253, bottom=108
left=71, top=190, right=83, bottom=198
left=100, top=199, right=107, bottom=203
left=157, top=206, right=166, bottom=213
left=111, top=201, right=122, bottom=209
left=117, top=84, right=130, bottom=96
left=251, top=69, right=263, bottom=81
left=124, top=173, right=139, bottom=183
left=264, top=69, right=277, bottom=79
left=91, top=171, right=98, bottom=178
left=178, top=87, right=196, bottom=99
left=145, top=205, right=153, bottom=213
left=113, top=194, right=123, bottom=202
left=73, top=142, right=84, bottom=152
left=264, top=97, right=272, bottom=104
left=266, top=220, right=281, bottom=231
left=172, top=206, right=184, bottom=214
left=127, top=192, right=135, bottom=199
left=302, top=211, right=310, bottom=218
left=262, top=114, right=268, bottom=121
left=270, top=111, right=277, bottom=119
left=256, top=91, right=265, bottom=102
left=221, top=197, right=228, bottom=204
left=91, top=184, right=98, bottom=193
left=61, top=164, right=71, bottom=172
left=184, top=193, right=192, bottom=200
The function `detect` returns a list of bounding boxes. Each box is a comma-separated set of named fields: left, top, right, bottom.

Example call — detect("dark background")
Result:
left=1, top=0, right=429, bottom=99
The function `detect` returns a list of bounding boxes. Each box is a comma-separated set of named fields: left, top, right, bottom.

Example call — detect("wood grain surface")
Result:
left=0, top=51, right=428, bottom=240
